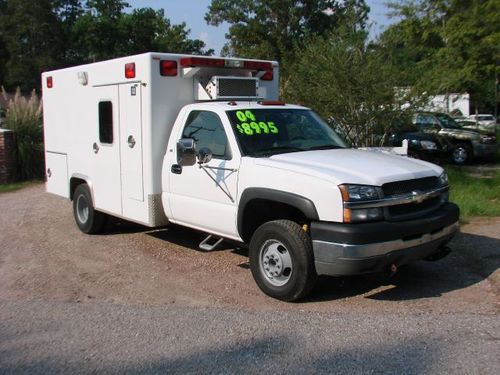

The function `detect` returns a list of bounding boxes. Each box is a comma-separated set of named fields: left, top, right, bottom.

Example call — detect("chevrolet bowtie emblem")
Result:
left=412, top=190, right=424, bottom=203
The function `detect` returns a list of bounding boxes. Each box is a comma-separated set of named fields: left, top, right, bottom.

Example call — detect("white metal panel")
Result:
left=119, top=83, right=144, bottom=201
left=45, top=152, right=68, bottom=197
left=119, top=83, right=150, bottom=223
left=92, top=86, right=122, bottom=215
left=166, top=108, right=241, bottom=239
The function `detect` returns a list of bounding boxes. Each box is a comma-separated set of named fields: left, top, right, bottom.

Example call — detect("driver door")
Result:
left=168, top=110, right=240, bottom=238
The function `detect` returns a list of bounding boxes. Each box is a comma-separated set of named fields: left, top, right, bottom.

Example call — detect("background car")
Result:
left=388, top=121, right=452, bottom=162
left=413, top=112, right=497, bottom=164
left=466, top=114, right=497, bottom=133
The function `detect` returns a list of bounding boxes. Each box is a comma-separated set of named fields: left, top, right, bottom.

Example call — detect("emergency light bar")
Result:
left=179, top=57, right=273, bottom=81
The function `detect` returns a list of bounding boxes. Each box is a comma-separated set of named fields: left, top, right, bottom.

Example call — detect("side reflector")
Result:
left=46, top=76, right=53, bottom=88
left=125, top=63, right=136, bottom=79
left=343, top=208, right=352, bottom=223
left=160, top=60, right=178, bottom=76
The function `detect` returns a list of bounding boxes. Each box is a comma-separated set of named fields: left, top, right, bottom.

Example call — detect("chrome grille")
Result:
left=382, top=177, right=442, bottom=221
left=382, top=176, right=439, bottom=197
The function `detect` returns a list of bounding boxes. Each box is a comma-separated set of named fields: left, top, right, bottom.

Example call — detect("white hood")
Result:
left=254, top=149, right=443, bottom=186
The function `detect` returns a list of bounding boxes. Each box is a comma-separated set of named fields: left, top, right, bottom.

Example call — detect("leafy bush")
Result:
left=283, top=30, right=426, bottom=147
left=1, top=87, right=44, bottom=180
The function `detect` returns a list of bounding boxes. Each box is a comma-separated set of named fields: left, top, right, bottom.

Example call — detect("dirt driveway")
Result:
left=0, top=183, right=499, bottom=314
left=1, top=183, right=499, bottom=373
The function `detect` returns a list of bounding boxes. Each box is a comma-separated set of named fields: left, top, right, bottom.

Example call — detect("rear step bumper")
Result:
left=311, top=203, right=459, bottom=276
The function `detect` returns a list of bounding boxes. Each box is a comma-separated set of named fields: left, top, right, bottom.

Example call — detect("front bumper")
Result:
left=472, top=142, right=497, bottom=158
left=311, top=203, right=460, bottom=276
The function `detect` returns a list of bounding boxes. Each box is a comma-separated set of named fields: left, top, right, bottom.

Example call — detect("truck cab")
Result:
left=164, top=101, right=459, bottom=301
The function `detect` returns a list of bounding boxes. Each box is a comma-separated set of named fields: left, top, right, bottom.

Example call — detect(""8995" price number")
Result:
left=235, top=110, right=278, bottom=136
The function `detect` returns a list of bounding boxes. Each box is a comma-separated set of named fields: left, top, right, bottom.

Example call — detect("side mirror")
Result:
left=197, top=147, right=213, bottom=164
left=177, top=138, right=196, bottom=166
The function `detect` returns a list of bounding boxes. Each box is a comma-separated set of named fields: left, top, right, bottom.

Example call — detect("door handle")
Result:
left=171, top=164, right=182, bottom=174
left=93, top=142, right=99, bottom=154
left=127, top=135, right=136, bottom=148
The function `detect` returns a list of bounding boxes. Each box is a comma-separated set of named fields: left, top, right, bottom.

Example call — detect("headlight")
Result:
left=339, top=185, right=379, bottom=201
left=438, top=172, right=448, bottom=186
left=339, top=184, right=383, bottom=223
left=420, top=140, right=437, bottom=150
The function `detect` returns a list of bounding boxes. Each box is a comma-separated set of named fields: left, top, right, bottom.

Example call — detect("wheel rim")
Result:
left=259, top=239, right=293, bottom=287
left=453, top=147, right=467, bottom=163
left=76, top=194, right=89, bottom=224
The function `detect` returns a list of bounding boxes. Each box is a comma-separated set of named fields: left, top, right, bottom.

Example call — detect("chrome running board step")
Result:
left=199, top=235, right=224, bottom=251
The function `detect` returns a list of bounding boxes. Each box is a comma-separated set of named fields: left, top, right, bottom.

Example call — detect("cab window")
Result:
left=416, top=114, right=441, bottom=132
left=182, top=111, right=230, bottom=159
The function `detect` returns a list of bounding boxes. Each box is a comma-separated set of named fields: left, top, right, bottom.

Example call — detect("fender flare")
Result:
left=237, top=187, right=319, bottom=239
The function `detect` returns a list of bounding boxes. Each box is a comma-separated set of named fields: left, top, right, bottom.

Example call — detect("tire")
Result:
left=72, top=184, right=106, bottom=234
left=249, top=220, right=317, bottom=301
left=452, top=143, right=472, bottom=165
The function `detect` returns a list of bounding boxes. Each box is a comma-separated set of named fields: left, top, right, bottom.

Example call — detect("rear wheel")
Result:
left=452, top=143, right=472, bottom=165
left=72, top=184, right=106, bottom=234
left=249, top=220, right=317, bottom=301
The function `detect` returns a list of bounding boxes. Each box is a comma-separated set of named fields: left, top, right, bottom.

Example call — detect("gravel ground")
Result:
left=0, top=184, right=499, bottom=373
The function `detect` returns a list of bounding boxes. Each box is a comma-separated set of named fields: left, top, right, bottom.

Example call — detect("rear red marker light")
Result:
left=160, top=60, right=178, bottom=76
left=46, top=76, right=53, bottom=88
left=180, top=57, right=225, bottom=68
left=125, top=63, right=136, bottom=79
left=261, top=70, right=273, bottom=81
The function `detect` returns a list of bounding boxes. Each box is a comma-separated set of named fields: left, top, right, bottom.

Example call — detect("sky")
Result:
left=127, top=0, right=396, bottom=54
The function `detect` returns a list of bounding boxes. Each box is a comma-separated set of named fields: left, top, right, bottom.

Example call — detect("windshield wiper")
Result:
left=252, top=146, right=306, bottom=157
left=307, top=145, right=342, bottom=151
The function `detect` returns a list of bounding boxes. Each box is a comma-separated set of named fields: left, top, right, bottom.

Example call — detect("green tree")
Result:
left=52, top=0, right=85, bottom=65
left=0, top=0, right=63, bottom=91
left=72, top=1, right=212, bottom=61
left=71, top=0, right=130, bottom=61
left=205, top=0, right=369, bottom=69
left=376, top=0, right=500, bottom=112
left=283, top=29, right=418, bottom=146
left=120, top=8, right=213, bottom=55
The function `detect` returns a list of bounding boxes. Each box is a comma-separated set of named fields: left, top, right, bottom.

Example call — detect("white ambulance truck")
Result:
left=42, top=52, right=459, bottom=301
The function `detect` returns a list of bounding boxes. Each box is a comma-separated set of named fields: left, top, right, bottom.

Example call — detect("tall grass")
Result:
left=1, top=87, right=44, bottom=180
left=446, top=166, right=500, bottom=217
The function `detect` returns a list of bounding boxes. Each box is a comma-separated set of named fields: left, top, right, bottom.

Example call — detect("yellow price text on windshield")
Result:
left=234, top=111, right=278, bottom=135
left=236, top=121, right=278, bottom=136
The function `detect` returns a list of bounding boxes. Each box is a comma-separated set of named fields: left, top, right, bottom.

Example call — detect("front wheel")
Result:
left=249, top=220, right=317, bottom=301
left=452, top=143, right=472, bottom=165
left=73, top=184, right=106, bottom=234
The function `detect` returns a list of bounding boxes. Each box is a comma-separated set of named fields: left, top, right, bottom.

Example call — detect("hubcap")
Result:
left=76, top=194, right=89, bottom=224
left=259, top=240, right=293, bottom=287
left=453, top=147, right=467, bottom=163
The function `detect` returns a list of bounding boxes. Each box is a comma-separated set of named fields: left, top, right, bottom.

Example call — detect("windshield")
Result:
left=226, top=108, right=347, bottom=157
left=435, top=113, right=461, bottom=129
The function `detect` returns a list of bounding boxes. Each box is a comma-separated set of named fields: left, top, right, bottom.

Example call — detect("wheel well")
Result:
left=69, top=178, right=87, bottom=200
left=240, top=199, right=308, bottom=243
